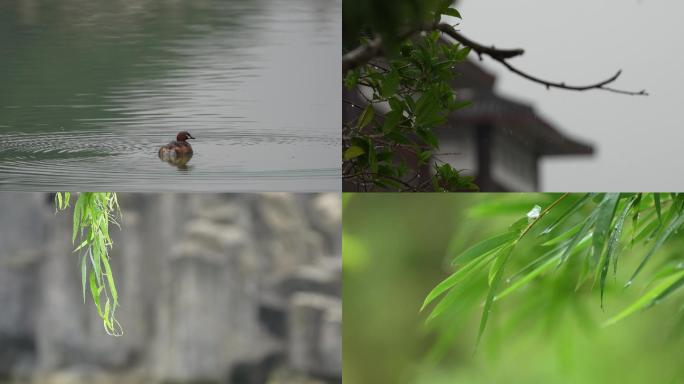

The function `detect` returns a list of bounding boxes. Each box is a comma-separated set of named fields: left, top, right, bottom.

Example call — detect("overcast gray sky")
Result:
left=456, top=0, right=682, bottom=191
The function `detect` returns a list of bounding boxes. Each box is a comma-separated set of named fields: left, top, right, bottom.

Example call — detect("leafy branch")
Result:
left=343, top=31, right=479, bottom=192
left=55, top=192, right=123, bottom=336
left=344, top=20, right=647, bottom=96
left=422, top=193, right=684, bottom=350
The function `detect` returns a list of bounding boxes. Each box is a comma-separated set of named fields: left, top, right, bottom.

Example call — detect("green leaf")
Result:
left=454, top=46, right=471, bottom=61
left=629, top=211, right=684, bottom=284
left=101, top=254, right=118, bottom=306
left=416, top=128, right=439, bottom=148
left=91, top=242, right=102, bottom=286
left=81, top=255, right=87, bottom=303
left=103, top=299, right=111, bottom=326
left=598, top=195, right=635, bottom=307
left=496, top=256, right=557, bottom=301
left=477, top=245, right=514, bottom=346
left=559, top=211, right=597, bottom=266
left=541, top=193, right=593, bottom=236
left=591, top=193, right=620, bottom=273
left=450, top=100, right=472, bottom=111
left=382, top=110, right=402, bottom=132
left=74, top=239, right=89, bottom=253
left=89, top=269, right=102, bottom=316
left=357, top=105, right=375, bottom=129
left=451, top=231, right=518, bottom=265
left=343, top=146, right=365, bottom=161
left=604, top=269, right=684, bottom=326
left=72, top=195, right=86, bottom=243
left=344, top=69, right=360, bottom=89
left=421, top=253, right=493, bottom=312
left=368, top=143, right=378, bottom=173
left=381, top=71, right=400, bottom=97
left=541, top=219, right=583, bottom=246
left=441, top=7, right=462, bottom=19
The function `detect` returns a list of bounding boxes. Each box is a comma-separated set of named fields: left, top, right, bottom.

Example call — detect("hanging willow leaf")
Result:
left=56, top=192, right=123, bottom=336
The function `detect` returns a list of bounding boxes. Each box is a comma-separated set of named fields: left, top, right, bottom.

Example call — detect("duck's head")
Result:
left=176, top=131, right=195, bottom=141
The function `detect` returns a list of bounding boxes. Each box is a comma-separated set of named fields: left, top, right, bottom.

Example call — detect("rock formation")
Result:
left=0, top=193, right=341, bottom=384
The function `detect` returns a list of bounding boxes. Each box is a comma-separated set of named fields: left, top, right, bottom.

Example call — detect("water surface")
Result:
left=0, top=0, right=340, bottom=191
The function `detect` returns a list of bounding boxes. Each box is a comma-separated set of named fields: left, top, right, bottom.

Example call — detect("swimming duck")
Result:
left=158, top=131, right=195, bottom=158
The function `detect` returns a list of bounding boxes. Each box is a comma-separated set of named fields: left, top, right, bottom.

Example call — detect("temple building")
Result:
left=342, top=59, right=593, bottom=192
left=431, top=60, right=593, bottom=191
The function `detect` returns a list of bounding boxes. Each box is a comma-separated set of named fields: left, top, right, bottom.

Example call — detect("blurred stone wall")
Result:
left=0, top=193, right=341, bottom=384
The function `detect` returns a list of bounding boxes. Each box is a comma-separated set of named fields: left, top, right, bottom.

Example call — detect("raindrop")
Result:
left=625, top=280, right=633, bottom=288
left=527, top=205, right=542, bottom=222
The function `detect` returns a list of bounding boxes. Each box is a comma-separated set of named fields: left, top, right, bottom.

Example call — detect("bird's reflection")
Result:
left=159, top=152, right=193, bottom=171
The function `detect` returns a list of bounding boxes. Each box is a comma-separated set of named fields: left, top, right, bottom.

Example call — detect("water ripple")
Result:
left=0, top=0, right=341, bottom=191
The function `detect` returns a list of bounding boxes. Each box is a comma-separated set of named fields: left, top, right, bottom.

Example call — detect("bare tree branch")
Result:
left=495, top=61, right=648, bottom=96
left=342, top=22, right=647, bottom=96
left=434, top=23, right=524, bottom=60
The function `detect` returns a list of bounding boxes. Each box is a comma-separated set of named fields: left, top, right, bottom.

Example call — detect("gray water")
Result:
left=0, top=0, right=340, bottom=191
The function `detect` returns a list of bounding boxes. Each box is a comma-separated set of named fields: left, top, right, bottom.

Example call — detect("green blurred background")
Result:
left=343, top=193, right=684, bottom=384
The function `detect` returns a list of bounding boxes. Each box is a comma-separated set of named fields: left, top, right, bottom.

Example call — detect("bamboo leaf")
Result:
left=559, top=212, right=597, bottom=266
left=592, top=193, right=620, bottom=263
left=477, top=245, right=514, bottom=346
left=421, top=252, right=494, bottom=311
left=598, top=195, right=636, bottom=307
left=496, top=256, right=557, bottom=301
left=540, top=220, right=583, bottom=247
left=540, top=193, right=593, bottom=235
left=451, top=231, right=518, bottom=265
left=629, top=212, right=684, bottom=285
left=605, top=270, right=684, bottom=326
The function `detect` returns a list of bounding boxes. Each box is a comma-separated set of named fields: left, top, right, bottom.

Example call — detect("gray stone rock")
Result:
left=287, top=293, right=342, bottom=378
left=0, top=193, right=341, bottom=383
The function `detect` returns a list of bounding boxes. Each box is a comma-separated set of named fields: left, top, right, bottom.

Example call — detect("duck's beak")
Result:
left=188, top=133, right=195, bottom=139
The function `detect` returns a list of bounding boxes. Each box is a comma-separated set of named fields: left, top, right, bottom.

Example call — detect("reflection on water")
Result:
left=159, top=152, right=193, bottom=170
left=0, top=0, right=341, bottom=191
